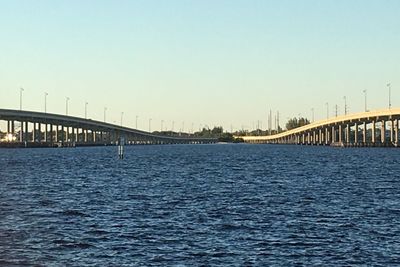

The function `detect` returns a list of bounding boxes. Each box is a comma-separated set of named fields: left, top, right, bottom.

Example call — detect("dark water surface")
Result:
left=1, top=144, right=400, bottom=266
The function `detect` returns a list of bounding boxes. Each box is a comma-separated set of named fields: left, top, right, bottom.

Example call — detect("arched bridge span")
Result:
left=241, top=108, right=400, bottom=147
left=0, top=109, right=217, bottom=147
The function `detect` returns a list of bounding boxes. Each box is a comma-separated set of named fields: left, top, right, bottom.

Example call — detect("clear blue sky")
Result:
left=1, top=0, right=399, bottom=131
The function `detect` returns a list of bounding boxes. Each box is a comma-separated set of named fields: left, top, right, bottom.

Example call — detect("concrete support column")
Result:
left=20, top=121, right=24, bottom=142
left=391, top=120, right=394, bottom=143
left=7, top=120, right=10, bottom=134
left=24, top=121, right=29, bottom=142
left=346, top=124, right=350, bottom=144
left=75, top=128, right=78, bottom=143
left=381, top=120, right=386, bottom=144
left=332, top=126, right=335, bottom=143
left=395, top=120, right=399, bottom=145
left=93, top=131, right=96, bottom=143
left=338, top=125, right=342, bottom=143
left=49, top=125, right=53, bottom=143
left=372, top=120, right=376, bottom=144
left=307, top=132, right=311, bottom=145
left=84, top=129, right=88, bottom=143
left=32, top=123, right=36, bottom=142
left=363, top=122, right=367, bottom=144
left=319, top=129, right=322, bottom=145
left=354, top=123, right=358, bottom=144
left=11, top=121, right=15, bottom=134
left=55, top=125, right=59, bottom=143
left=325, top=128, right=329, bottom=145
left=65, top=126, right=69, bottom=143
left=44, top=124, right=48, bottom=142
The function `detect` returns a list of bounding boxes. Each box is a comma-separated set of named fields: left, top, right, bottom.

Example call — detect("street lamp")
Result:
left=66, top=97, right=70, bottom=115
left=104, top=107, right=107, bottom=122
left=85, top=102, right=88, bottom=119
left=343, top=96, right=347, bottom=115
left=135, top=115, right=138, bottom=129
left=363, top=90, right=367, bottom=112
left=387, top=83, right=392, bottom=109
left=149, top=118, right=152, bottom=132
left=44, top=92, right=48, bottom=113
left=19, top=88, right=24, bottom=110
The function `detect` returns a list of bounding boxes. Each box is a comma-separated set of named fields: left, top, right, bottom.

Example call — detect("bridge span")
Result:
left=0, top=109, right=217, bottom=147
left=241, top=108, right=400, bottom=147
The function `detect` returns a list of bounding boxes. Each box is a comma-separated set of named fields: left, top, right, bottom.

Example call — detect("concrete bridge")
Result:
left=241, top=108, right=400, bottom=147
left=0, top=109, right=217, bottom=147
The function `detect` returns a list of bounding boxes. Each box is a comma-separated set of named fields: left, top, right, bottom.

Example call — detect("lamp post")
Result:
left=44, top=92, right=48, bottom=113
left=387, top=83, right=392, bottom=109
left=66, top=97, right=70, bottom=116
left=85, top=102, right=88, bottom=119
left=343, top=96, right=347, bottom=115
left=19, top=88, right=24, bottom=110
left=149, top=118, right=152, bottom=132
left=363, top=90, right=367, bottom=112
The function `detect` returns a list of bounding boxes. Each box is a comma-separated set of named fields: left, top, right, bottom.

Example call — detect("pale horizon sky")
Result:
left=1, top=0, right=399, bottom=132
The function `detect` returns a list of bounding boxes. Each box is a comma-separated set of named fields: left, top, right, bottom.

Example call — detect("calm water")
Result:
left=1, top=144, right=400, bottom=266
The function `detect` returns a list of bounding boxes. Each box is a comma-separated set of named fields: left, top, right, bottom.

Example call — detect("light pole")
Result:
left=66, top=97, right=70, bottom=115
left=19, top=88, right=24, bottom=110
left=363, top=90, right=367, bottom=112
left=120, top=112, right=124, bottom=126
left=135, top=115, right=138, bottom=129
left=85, top=102, right=88, bottom=119
left=325, top=102, right=329, bottom=120
left=104, top=107, right=107, bottom=122
left=387, top=83, right=392, bottom=109
left=149, top=118, right=152, bottom=132
left=44, top=92, right=48, bottom=113
left=343, top=96, right=347, bottom=115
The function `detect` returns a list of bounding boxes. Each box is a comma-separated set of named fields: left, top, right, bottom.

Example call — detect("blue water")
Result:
left=1, top=144, right=400, bottom=266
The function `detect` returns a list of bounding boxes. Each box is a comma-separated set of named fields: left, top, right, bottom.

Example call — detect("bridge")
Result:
left=0, top=109, right=217, bottom=147
left=240, top=108, right=400, bottom=147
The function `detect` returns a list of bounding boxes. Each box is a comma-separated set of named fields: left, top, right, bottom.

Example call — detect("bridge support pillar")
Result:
left=363, top=122, right=366, bottom=145
left=354, top=123, right=358, bottom=144
left=19, top=121, right=24, bottom=142
left=338, top=125, right=342, bottom=143
left=49, top=125, right=53, bottom=143
left=390, top=120, right=394, bottom=143
left=32, top=123, right=36, bottom=142
left=395, top=120, right=399, bottom=146
left=7, top=120, right=10, bottom=134
left=318, top=129, right=322, bottom=145
left=372, top=120, right=376, bottom=144
left=11, top=121, right=15, bottom=135
left=346, top=124, right=350, bottom=144
left=24, top=121, right=28, bottom=143
left=381, top=120, right=386, bottom=144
